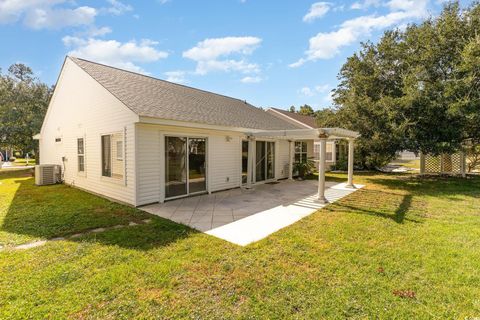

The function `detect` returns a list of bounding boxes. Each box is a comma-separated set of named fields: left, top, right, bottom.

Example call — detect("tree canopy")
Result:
left=0, top=64, right=52, bottom=155
left=319, top=1, right=480, bottom=168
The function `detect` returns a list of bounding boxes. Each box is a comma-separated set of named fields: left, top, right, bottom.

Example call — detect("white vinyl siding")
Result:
left=209, top=135, right=241, bottom=192
left=135, top=123, right=246, bottom=205
left=39, top=58, right=138, bottom=205
left=276, top=140, right=290, bottom=179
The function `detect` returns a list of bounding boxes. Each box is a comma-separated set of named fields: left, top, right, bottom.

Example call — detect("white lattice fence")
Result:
left=421, top=152, right=466, bottom=175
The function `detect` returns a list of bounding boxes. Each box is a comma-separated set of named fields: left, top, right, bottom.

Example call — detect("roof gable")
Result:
left=69, top=57, right=300, bottom=131
left=266, top=108, right=318, bottom=129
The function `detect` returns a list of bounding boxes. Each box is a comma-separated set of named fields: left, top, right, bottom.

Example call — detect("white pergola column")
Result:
left=346, top=138, right=355, bottom=188
left=419, top=152, right=426, bottom=175
left=460, top=150, right=466, bottom=178
left=288, top=140, right=294, bottom=180
left=317, top=137, right=328, bottom=203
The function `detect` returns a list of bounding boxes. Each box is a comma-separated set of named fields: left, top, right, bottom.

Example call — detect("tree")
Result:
left=298, top=104, right=315, bottom=116
left=0, top=64, right=52, bottom=156
left=325, top=1, right=480, bottom=169
left=289, top=105, right=296, bottom=113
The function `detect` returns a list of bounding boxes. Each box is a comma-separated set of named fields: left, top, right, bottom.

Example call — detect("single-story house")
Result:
left=37, top=56, right=359, bottom=207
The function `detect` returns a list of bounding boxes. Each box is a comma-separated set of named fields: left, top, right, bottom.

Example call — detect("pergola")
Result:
left=247, top=127, right=361, bottom=203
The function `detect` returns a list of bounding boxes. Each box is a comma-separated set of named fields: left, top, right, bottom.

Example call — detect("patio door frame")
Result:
left=164, top=135, right=208, bottom=201
left=241, top=139, right=276, bottom=186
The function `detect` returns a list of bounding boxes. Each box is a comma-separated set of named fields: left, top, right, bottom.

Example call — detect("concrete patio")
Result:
left=140, top=179, right=363, bottom=246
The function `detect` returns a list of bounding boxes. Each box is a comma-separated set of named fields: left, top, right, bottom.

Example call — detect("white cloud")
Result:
left=24, top=6, right=97, bottom=29
left=315, top=84, right=330, bottom=93
left=85, top=26, right=112, bottom=37
left=300, top=87, right=315, bottom=96
left=299, top=84, right=331, bottom=96
left=291, top=0, right=429, bottom=66
left=0, top=0, right=98, bottom=29
left=350, top=0, right=381, bottom=10
left=303, top=2, right=332, bottom=22
left=183, top=36, right=262, bottom=75
left=63, top=36, right=168, bottom=73
left=164, top=70, right=187, bottom=83
left=105, top=0, right=132, bottom=15
left=241, top=76, right=262, bottom=83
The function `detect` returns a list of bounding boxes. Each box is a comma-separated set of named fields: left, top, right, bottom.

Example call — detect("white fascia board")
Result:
left=138, top=116, right=261, bottom=134
left=266, top=108, right=314, bottom=129
left=250, top=127, right=360, bottom=139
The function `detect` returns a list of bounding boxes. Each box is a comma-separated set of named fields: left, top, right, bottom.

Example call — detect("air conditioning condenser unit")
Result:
left=35, top=164, right=62, bottom=186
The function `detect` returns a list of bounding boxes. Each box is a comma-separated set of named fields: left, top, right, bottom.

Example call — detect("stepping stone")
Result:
left=91, top=228, right=106, bottom=233
left=142, top=219, right=152, bottom=224
left=112, top=225, right=124, bottom=229
left=128, top=222, right=138, bottom=226
left=15, top=240, right=47, bottom=250
left=50, top=237, right=65, bottom=241
left=70, top=233, right=83, bottom=239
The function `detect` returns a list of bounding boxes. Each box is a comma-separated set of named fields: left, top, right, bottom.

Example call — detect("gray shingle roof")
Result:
left=267, top=108, right=318, bottom=128
left=69, top=57, right=301, bottom=130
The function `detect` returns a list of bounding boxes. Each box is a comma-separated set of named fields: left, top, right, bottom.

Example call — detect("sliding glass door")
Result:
left=165, top=136, right=207, bottom=199
left=188, top=138, right=206, bottom=193
left=266, top=141, right=275, bottom=180
left=255, top=141, right=275, bottom=182
left=165, top=137, right=187, bottom=198
left=242, top=140, right=249, bottom=184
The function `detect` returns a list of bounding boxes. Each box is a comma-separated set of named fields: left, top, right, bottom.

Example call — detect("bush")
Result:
left=293, top=158, right=316, bottom=179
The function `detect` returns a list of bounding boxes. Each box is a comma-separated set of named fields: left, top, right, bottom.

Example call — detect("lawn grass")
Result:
left=1, top=170, right=479, bottom=318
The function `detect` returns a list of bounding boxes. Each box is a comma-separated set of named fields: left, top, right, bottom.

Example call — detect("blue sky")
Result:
left=0, top=0, right=470, bottom=110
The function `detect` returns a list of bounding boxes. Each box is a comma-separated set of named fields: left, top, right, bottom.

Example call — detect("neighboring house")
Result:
left=266, top=108, right=338, bottom=168
left=37, top=57, right=358, bottom=206
left=396, top=151, right=420, bottom=160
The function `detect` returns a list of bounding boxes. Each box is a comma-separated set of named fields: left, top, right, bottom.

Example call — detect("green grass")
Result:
left=390, top=159, right=421, bottom=170
left=1, top=170, right=479, bottom=319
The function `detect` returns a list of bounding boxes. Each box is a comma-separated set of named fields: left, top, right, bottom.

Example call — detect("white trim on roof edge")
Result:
left=138, top=116, right=267, bottom=133
left=266, top=108, right=314, bottom=129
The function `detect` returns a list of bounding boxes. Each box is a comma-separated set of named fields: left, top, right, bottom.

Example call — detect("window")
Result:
left=116, top=141, right=123, bottom=160
left=77, top=138, right=85, bottom=172
left=101, top=132, right=124, bottom=179
left=314, top=142, right=334, bottom=162
left=55, top=137, right=62, bottom=143
left=295, top=141, right=308, bottom=163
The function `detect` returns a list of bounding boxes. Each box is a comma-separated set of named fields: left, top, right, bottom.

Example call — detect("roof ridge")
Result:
left=68, top=56, right=258, bottom=108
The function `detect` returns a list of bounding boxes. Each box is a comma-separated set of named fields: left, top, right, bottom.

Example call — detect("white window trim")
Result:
left=99, top=130, right=126, bottom=185
left=314, top=141, right=335, bottom=163
left=77, top=136, right=86, bottom=177
left=295, top=141, right=308, bottom=163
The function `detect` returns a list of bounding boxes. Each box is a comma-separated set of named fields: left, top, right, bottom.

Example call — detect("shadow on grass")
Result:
left=394, top=194, right=412, bottom=223
left=0, top=171, right=198, bottom=249
left=366, top=174, right=480, bottom=200
left=326, top=186, right=421, bottom=224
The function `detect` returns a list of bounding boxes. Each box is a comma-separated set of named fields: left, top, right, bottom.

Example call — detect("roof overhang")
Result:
left=137, top=116, right=298, bottom=134
left=248, top=128, right=360, bottom=140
